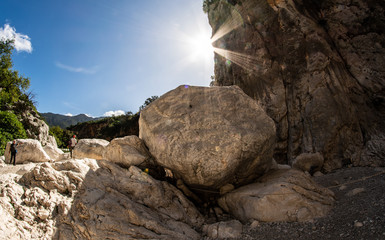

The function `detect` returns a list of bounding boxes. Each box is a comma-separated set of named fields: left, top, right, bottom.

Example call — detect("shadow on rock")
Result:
left=51, top=160, right=204, bottom=240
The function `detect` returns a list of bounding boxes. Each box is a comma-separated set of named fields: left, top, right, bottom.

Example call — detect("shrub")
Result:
left=49, top=126, right=74, bottom=148
left=0, top=111, right=27, bottom=155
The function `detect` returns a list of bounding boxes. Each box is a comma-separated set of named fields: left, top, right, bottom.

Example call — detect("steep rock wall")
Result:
left=207, top=0, right=385, bottom=171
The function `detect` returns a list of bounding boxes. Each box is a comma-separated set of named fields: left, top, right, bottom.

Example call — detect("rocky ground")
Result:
left=236, top=167, right=385, bottom=240
left=1, top=155, right=384, bottom=239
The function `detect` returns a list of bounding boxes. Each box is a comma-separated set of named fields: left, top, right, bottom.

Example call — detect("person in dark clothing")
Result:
left=68, top=135, right=77, bottom=158
left=9, top=140, right=21, bottom=165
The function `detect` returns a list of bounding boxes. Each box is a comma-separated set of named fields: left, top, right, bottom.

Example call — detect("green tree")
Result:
left=0, top=111, right=27, bottom=155
left=139, top=96, right=159, bottom=111
left=203, top=0, right=218, bottom=13
left=0, top=39, right=40, bottom=154
left=0, top=39, right=31, bottom=110
left=49, top=126, right=74, bottom=148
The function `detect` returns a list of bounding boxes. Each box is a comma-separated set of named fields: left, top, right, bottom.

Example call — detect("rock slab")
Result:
left=139, top=85, right=276, bottom=189
left=57, top=161, right=204, bottom=240
left=72, top=138, right=109, bottom=160
left=103, top=135, right=152, bottom=167
left=1, top=159, right=204, bottom=240
left=218, top=169, right=335, bottom=222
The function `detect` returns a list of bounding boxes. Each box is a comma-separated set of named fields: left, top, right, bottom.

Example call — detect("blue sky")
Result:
left=0, top=0, right=214, bottom=117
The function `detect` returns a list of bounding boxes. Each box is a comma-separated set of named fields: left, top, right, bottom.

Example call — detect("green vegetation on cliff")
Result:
left=203, top=0, right=219, bottom=13
left=0, top=40, right=37, bottom=154
left=49, top=126, right=75, bottom=149
left=68, top=113, right=139, bottom=141
left=66, top=96, right=158, bottom=141
left=0, top=111, right=27, bottom=155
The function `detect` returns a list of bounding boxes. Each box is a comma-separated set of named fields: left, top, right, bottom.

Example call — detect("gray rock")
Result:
left=292, top=152, right=324, bottom=173
left=103, top=135, right=152, bottom=167
left=73, top=139, right=109, bottom=160
left=57, top=161, right=204, bottom=240
left=346, top=188, right=365, bottom=197
left=313, top=171, right=324, bottom=177
left=43, top=144, right=65, bottom=161
left=1, top=159, right=204, bottom=240
left=204, top=220, right=243, bottom=239
left=139, top=85, right=276, bottom=189
left=207, top=0, right=385, bottom=170
left=21, top=109, right=57, bottom=147
left=218, top=169, right=335, bottom=222
left=4, top=139, right=51, bottom=164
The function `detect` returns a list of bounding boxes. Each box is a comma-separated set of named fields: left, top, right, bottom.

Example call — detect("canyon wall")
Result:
left=207, top=0, right=385, bottom=171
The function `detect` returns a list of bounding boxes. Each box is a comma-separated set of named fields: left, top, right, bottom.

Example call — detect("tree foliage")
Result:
left=139, top=96, right=159, bottom=111
left=0, top=39, right=31, bottom=110
left=0, top=40, right=33, bottom=153
left=49, top=126, right=74, bottom=148
left=203, top=0, right=219, bottom=13
left=0, top=111, right=27, bottom=155
left=68, top=113, right=139, bottom=141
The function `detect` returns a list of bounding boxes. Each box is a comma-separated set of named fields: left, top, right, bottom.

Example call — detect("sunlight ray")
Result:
left=213, top=47, right=264, bottom=74
left=210, top=8, right=244, bottom=43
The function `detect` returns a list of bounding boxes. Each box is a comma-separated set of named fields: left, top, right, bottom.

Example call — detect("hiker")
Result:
left=9, top=140, right=22, bottom=165
left=68, top=135, right=77, bottom=158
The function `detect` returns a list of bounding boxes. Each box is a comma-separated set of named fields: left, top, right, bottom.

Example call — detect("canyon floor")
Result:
left=1, top=158, right=384, bottom=240
left=234, top=166, right=385, bottom=240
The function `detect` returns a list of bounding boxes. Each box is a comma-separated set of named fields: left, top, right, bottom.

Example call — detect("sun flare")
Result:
left=184, top=31, right=214, bottom=64
left=190, top=33, right=214, bottom=58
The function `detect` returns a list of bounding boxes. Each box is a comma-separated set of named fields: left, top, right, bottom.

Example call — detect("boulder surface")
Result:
left=72, top=139, right=109, bottom=160
left=57, top=161, right=204, bottom=240
left=1, top=159, right=204, bottom=240
left=43, top=144, right=65, bottom=161
left=4, top=139, right=51, bottom=164
left=218, top=169, right=335, bottom=222
left=207, top=0, right=385, bottom=170
left=139, top=85, right=276, bottom=189
left=103, top=135, right=152, bottom=167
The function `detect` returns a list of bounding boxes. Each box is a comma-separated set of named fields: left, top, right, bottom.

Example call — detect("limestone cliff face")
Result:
left=207, top=0, right=385, bottom=171
left=12, top=102, right=57, bottom=147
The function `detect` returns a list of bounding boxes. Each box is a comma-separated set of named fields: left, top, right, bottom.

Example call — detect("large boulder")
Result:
left=4, top=139, right=51, bottom=164
left=43, top=144, right=65, bottom=161
left=292, top=152, right=324, bottom=174
left=218, top=169, right=335, bottom=223
left=57, top=161, right=204, bottom=239
left=72, top=139, right=109, bottom=160
left=139, top=85, right=276, bottom=189
left=103, top=136, right=153, bottom=167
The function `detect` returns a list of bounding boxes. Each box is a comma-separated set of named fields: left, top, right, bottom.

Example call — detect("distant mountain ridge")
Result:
left=41, top=112, right=101, bottom=129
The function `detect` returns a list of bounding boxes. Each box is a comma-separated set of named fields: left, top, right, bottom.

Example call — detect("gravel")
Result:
left=236, top=167, right=385, bottom=240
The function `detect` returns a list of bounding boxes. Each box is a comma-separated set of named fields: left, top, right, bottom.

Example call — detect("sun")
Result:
left=185, top=31, right=214, bottom=64
left=191, top=33, right=214, bottom=58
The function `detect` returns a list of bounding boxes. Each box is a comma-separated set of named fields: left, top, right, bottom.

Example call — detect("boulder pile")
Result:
left=1, top=159, right=203, bottom=239
left=0, top=86, right=337, bottom=239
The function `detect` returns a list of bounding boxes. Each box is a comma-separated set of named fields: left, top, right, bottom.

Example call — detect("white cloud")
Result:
left=103, top=110, right=125, bottom=117
left=55, top=62, right=98, bottom=74
left=64, top=113, right=73, bottom=117
left=0, top=24, right=32, bottom=53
